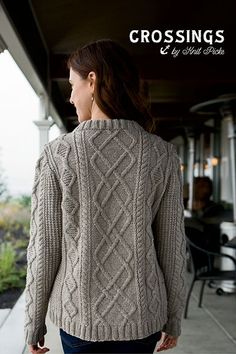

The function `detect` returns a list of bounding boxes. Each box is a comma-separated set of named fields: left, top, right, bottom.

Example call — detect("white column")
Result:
left=34, top=94, right=53, bottom=154
left=227, top=115, right=236, bottom=222
left=33, top=119, right=53, bottom=154
left=187, top=136, right=195, bottom=212
left=199, top=133, right=204, bottom=175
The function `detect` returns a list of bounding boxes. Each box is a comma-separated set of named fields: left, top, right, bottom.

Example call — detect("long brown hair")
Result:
left=67, top=39, right=155, bottom=133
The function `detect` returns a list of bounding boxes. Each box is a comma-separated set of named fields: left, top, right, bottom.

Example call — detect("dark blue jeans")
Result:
left=59, top=328, right=162, bottom=353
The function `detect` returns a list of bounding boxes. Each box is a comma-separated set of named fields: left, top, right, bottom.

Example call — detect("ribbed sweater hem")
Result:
left=49, top=309, right=166, bottom=342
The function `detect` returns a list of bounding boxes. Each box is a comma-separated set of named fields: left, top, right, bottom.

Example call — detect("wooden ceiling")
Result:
left=1, top=0, right=236, bottom=140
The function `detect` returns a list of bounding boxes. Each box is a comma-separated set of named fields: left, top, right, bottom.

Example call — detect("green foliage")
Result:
left=14, top=238, right=29, bottom=250
left=0, top=198, right=30, bottom=294
left=16, top=194, right=31, bottom=208
left=0, top=198, right=31, bottom=235
left=0, top=155, right=8, bottom=200
left=0, top=242, right=26, bottom=293
left=0, top=242, right=15, bottom=275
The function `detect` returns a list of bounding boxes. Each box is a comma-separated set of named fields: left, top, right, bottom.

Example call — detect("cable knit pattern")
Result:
left=24, top=119, right=187, bottom=345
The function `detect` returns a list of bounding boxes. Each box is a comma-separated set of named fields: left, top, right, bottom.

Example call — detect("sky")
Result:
left=0, top=50, right=60, bottom=196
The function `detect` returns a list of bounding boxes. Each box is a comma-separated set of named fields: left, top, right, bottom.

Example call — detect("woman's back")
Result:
left=25, top=118, right=186, bottom=343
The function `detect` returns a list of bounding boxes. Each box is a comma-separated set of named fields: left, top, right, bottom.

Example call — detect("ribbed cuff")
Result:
left=162, top=317, right=182, bottom=337
left=24, top=323, right=47, bottom=345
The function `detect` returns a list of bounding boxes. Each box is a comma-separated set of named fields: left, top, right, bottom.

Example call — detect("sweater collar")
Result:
left=75, top=119, right=145, bottom=132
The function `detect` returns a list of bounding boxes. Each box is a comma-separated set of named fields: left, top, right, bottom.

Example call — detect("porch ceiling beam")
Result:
left=50, top=53, right=236, bottom=81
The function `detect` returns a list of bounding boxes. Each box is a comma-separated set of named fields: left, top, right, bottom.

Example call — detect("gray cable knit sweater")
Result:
left=24, top=118, right=186, bottom=345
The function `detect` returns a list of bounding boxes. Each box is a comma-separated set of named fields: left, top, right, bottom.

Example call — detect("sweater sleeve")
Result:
left=24, top=146, right=62, bottom=345
left=152, top=147, right=187, bottom=337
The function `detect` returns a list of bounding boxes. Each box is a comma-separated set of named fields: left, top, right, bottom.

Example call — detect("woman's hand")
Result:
left=28, top=336, right=50, bottom=354
left=156, top=332, right=178, bottom=352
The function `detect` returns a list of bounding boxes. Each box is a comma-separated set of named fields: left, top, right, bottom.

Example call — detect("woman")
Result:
left=24, top=39, right=186, bottom=353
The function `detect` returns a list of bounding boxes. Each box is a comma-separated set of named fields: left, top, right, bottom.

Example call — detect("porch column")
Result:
left=187, top=135, right=195, bottom=212
left=225, top=112, right=236, bottom=222
left=34, top=94, right=53, bottom=154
